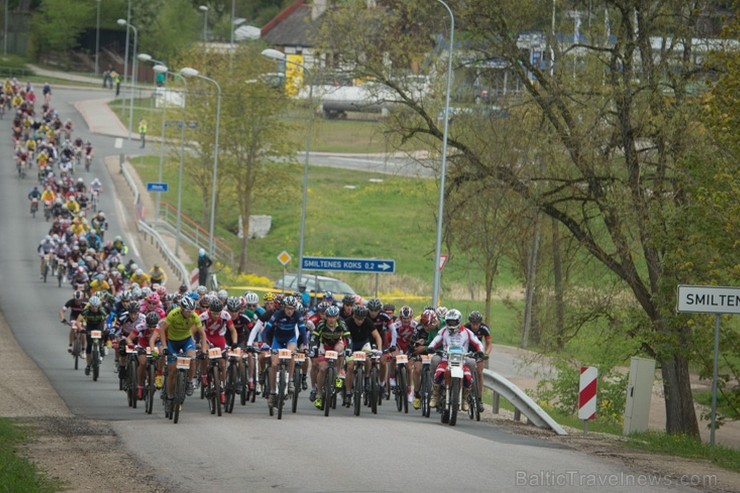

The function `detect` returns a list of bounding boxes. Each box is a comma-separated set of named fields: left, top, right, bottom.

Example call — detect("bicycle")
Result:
left=41, top=253, right=51, bottom=283
left=89, top=329, right=103, bottom=382
left=366, top=349, right=383, bottom=414
left=240, top=347, right=257, bottom=405
left=168, top=354, right=192, bottom=424
left=64, top=320, right=85, bottom=370
left=30, top=198, right=38, bottom=218
left=223, top=348, right=241, bottom=414
left=144, top=348, right=158, bottom=415
left=272, top=348, right=294, bottom=420
left=467, top=365, right=482, bottom=422
left=392, top=352, right=410, bottom=414
left=419, top=354, right=433, bottom=418
left=55, top=261, right=66, bottom=288
left=350, top=350, right=366, bottom=417
left=84, top=154, right=92, bottom=172
left=205, top=347, right=224, bottom=417
left=124, top=344, right=139, bottom=408
left=320, top=350, right=339, bottom=417
left=291, top=351, right=306, bottom=414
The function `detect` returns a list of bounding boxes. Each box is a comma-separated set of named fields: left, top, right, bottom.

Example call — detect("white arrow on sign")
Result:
left=378, top=262, right=391, bottom=271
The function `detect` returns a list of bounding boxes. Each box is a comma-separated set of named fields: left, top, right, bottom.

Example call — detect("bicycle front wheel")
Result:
left=291, top=364, right=302, bottom=414
left=127, top=358, right=138, bottom=408
left=173, top=370, right=187, bottom=424
left=145, top=363, right=156, bottom=414
left=92, top=344, right=100, bottom=381
left=353, top=366, right=363, bottom=417
left=421, top=367, right=431, bottom=418
left=277, top=366, right=287, bottom=420
left=449, top=378, right=460, bottom=426
left=370, top=367, right=379, bottom=415
left=398, top=366, right=409, bottom=414
left=324, top=366, right=335, bottom=417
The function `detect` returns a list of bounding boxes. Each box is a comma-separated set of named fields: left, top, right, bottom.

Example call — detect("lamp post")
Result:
left=199, top=5, right=208, bottom=42
left=4, top=0, right=9, bottom=56
left=120, top=0, right=131, bottom=114
left=94, top=0, right=101, bottom=75
left=180, top=67, right=221, bottom=258
left=431, top=0, right=454, bottom=307
left=117, top=18, right=138, bottom=141
left=261, top=48, right=314, bottom=283
left=151, top=63, right=188, bottom=256
left=229, top=0, right=236, bottom=49
left=140, top=53, right=168, bottom=221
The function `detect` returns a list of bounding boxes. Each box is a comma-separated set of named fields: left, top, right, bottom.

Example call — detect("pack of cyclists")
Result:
left=17, top=76, right=494, bottom=420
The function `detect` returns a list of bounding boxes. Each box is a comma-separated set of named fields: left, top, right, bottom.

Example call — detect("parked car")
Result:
left=273, top=273, right=357, bottom=298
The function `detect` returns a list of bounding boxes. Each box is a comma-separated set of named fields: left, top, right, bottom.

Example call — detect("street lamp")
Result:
left=140, top=53, right=168, bottom=222
left=152, top=64, right=188, bottom=256
left=117, top=18, right=138, bottom=141
left=431, top=0, right=454, bottom=307
left=179, top=66, right=221, bottom=258
left=261, top=48, right=314, bottom=283
left=199, top=5, right=208, bottom=42
left=94, top=0, right=101, bottom=75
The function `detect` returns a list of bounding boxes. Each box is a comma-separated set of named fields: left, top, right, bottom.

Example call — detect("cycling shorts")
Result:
left=166, top=337, right=196, bottom=363
left=271, top=335, right=297, bottom=350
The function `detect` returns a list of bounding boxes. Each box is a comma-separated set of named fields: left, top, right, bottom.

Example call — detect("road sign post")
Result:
left=578, top=366, right=597, bottom=434
left=677, top=284, right=740, bottom=447
left=277, top=251, right=292, bottom=294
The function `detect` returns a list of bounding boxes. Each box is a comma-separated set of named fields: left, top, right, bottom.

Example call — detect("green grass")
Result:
left=625, top=431, right=740, bottom=473
left=0, top=418, right=60, bottom=493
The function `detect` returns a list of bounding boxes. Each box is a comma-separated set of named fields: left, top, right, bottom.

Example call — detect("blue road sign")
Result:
left=301, top=256, right=395, bottom=274
left=146, top=182, right=169, bottom=192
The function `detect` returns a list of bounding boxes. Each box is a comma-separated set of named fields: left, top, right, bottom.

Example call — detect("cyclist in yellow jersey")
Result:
left=150, top=297, right=208, bottom=413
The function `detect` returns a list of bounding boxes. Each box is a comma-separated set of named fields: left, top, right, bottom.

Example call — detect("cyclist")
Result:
left=463, top=311, right=492, bottom=412
left=130, top=268, right=150, bottom=287
left=199, top=297, right=238, bottom=404
left=262, top=295, right=307, bottom=408
left=339, top=294, right=355, bottom=320
left=125, top=311, right=161, bottom=400
left=91, top=211, right=107, bottom=239
left=426, top=309, right=484, bottom=412
left=59, top=290, right=87, bottom=352
left=151, top=296, right=208, bottom=414
left=344, top=304, right=384, bottom=395
left=309, top=305, right=351, bottom=409
left=148, top=264, right=166, bottom=286
left=76, top=295, right=109, bottom=376
left=37, top=235, right=56, bottom=279
left=83, top=141, right=94, bottom=167
left=113, top=300, right=146, bottom=383
left=111, top=235, right=128, bottom=255
left=411, top=309, right=440, bottom=409
left=386, top=305, right=417, bottom=396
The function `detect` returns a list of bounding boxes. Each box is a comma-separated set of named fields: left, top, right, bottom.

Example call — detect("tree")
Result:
left=30, top=0, right=94, bottom=58
left=171, top=45, right=299, bottom=269
left=314, top=0, right=738, bottom=436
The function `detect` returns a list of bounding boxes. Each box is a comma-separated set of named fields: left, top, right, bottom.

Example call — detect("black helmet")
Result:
left=342, top=294, right=355, bottom=306
left=366, top=298, right=383, bottom=311
left=209, top=298, right=224, bottom=312
left=145, top=311, right=160, bottom=327
left=353, top=304, right=368, bottom=319
left=468, top=311, right=483, bottom=323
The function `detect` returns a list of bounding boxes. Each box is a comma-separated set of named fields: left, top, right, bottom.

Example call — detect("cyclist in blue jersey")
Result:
left=262, top=295, right=307, bottom=407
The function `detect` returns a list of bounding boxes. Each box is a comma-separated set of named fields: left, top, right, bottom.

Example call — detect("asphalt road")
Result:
left=0, top=88, right=704, bottom=493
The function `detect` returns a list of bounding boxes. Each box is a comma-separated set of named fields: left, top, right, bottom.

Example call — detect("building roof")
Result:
left=261, top=1, right=316, bottom=48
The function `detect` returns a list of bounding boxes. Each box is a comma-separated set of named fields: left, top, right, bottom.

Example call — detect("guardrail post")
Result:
left=514, top=409, right=521, bottom=422
left=492, top=391, right=500, bottom=414
left=119, top=153, right=125, bottom=174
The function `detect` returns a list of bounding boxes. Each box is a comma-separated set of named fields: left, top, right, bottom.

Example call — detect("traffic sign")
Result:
left=301, top=256, right=395, bottom=274
left=146, top=182, right=169, bottom=192
left=677, top=285, right=740, bottom=314
left=438, top=254, right=449, bottom=271
left=277, top=250, right=292, bottom=266
left=165, top=120, right=199, bottom=129
left=578, top=366, right=598, bottom=421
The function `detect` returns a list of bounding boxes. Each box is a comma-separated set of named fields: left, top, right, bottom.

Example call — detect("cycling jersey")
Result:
left=164, top=307, right=201, bottom=341
left=199, top=310, right=234, bottom=349
left=464, top=322, right=491, bottom=349
left=345, top=317, right=380, bottom=352
left=80, top=306, right=108, bottom=331
left=389, top=318, right=418, bottom=351
left=263, top=309, right=306, bottom=348
left=311, top=319, right=351, bottom=350
left=427, top=327, right=483, bottom=354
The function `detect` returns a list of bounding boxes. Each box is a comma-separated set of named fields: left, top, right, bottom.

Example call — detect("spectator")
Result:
left=197, top=248, right=212, bottom=287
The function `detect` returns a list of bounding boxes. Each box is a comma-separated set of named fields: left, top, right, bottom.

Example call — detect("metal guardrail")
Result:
left=483, top=369, right=567, bottom=435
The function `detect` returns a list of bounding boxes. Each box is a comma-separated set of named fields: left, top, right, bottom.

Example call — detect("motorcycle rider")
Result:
left=426, top=309, right=484, bottom=412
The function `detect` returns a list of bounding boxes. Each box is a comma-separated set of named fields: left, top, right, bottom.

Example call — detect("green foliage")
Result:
left=532, top=360, right=629, bottom=426
left=0, top=418, right=59, bottom=492
left=138, top=0, right=200, bottom=63
left=30, top=0, right=95, bottom=57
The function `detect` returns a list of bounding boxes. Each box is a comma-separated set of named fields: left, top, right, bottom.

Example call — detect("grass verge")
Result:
left=0, top=418, right=60, bottom=493
left=625, top=431, right=740, bottom=473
